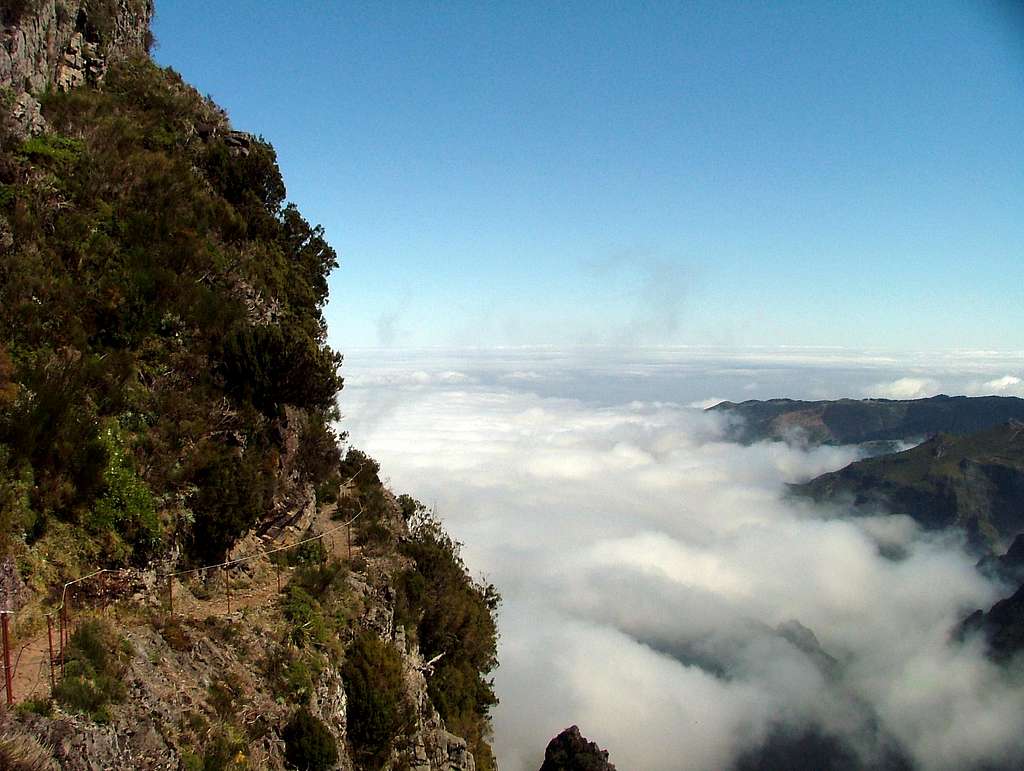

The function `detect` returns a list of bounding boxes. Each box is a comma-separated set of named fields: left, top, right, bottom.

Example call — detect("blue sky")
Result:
left=153, top=1, right=1024, bottom=351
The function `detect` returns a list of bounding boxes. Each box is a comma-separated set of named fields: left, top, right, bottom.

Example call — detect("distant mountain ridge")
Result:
left=709, top=395, right=1024, bottom=446
left=791, top=421, right=1024, bottom=554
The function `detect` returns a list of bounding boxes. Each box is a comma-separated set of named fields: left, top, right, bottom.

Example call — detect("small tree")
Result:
left=341, top=632, right=412, bottom=770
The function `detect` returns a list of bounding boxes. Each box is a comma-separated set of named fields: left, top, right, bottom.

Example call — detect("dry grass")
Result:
left=0, top=727, right=57, bottom=771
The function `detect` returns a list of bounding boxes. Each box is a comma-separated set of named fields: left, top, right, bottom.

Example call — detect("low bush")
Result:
left=282, top=585, right=327, bottom=648
left=52, top=619, right=128, bottom=721
left=14, top=696, right=52, bottom=717
left=207, top=673, right=244, bottom=723
left=263, top=646, right=318, bottom=705
left=282, top=707, right=338, bottom=771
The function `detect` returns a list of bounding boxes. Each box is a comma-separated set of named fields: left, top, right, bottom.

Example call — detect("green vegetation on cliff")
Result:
left=0, top=56, right=343, bottom=566
left=1, top=8, right=501, bottom=767
left=792, top=421, right=1024, bottom=553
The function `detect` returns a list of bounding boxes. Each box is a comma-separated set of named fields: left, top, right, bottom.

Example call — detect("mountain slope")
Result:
left=709, top=395, right=1024, bottom=446
left=791, top=421, right=1024, bottom=553
left=1, top=2, right=498, bottom=768
left=958, top=582, right=1024, bottom=662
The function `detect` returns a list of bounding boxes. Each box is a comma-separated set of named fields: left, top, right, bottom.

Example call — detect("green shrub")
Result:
left=1, top=42, right=344, bottom=591
left=187, top=443, right=274, bottom=563
left=88, top=421, right=160, bottom=560
left=282, top=585, right=326, bottom=648
left=293, top=558, right=347, bottom=597
left=197, top=726, right=247, bottom=771
left=14, top=696, right=52, bottom=717
left=52, top=619, right=128, bottom=721
left=282, top=707, right=338, bottom=771
left=263, top=646, right=319, bottom=704
left=341, top=632, right=412, bottom=770
left=398, top=512, right=500, bottom=763
left=18, top=134, right=83, bottom=167
left=0, top=446, right=34, bottom=552
left=354, top=520, right=393, bottom=553
left=290, top=535, right=326, bottom=567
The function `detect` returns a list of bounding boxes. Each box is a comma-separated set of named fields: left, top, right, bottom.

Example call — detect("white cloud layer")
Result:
left=339, top=349, right=1024, bottom=771
left=965, top=375, right=1024, bottom=397
left=863, top=377, right=942, bottom=400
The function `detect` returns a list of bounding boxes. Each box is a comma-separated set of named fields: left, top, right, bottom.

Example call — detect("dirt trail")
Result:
left=7, top=501, right=360, bottom=705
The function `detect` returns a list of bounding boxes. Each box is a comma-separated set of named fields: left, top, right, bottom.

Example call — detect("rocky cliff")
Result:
left=0, top=463, right=488, bottom=771
left=538, top=726, right=616, bottom=771
left=0, top=0, right=496, bottom=768
left=2, top=0, right=153, bottom=138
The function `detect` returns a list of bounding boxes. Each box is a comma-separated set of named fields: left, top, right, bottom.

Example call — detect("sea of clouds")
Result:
left=338, top=347, right=1024, bottom=771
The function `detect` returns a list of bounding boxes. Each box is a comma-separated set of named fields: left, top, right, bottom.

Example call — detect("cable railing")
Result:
left=2, top=486, right=367, bottom=706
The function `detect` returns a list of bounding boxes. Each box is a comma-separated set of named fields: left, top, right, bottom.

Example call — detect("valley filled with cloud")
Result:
left=340, top=348, right=1024, bottom=770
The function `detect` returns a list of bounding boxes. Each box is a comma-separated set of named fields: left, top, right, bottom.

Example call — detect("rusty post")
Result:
left=2, top=612, right=13, bottom=706
left=60, top=603, right=66, bottom=676
left=347, top=523, right=352, bottom=559
left=58, top=604, right=64, bottom=676
left=225, top=567, right=231, bottom=615
left=46, top=614, right=56, bottom=692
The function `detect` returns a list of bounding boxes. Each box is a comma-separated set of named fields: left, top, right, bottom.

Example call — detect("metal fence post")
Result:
left=46, top=614, right=56, bottom=692
left=2, top=612, right=13, bottom=705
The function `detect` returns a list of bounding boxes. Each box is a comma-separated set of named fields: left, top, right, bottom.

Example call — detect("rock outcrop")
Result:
left=2, top=0, right=153, bottom=137
left=978, top=533, right=1024, bottom=587
left=958, top=582, right=1024, bottom=662
left=539, top=726, right=617, bottom=771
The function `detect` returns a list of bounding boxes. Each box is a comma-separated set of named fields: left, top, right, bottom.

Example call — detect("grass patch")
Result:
left=52, top=618, right=129, bottom=721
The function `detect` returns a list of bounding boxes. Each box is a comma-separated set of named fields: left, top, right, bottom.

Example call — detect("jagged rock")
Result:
left=539, top=726, right=617, bottom=771
left=978, top=533, right=1024, bottom=586
left=224, top=129, right=254, bottom=155
left=2, top=0, right=153, bottom=98
left=9, top=90, right=48, bottom=138
left=958, top=581, right=1024, bottom=661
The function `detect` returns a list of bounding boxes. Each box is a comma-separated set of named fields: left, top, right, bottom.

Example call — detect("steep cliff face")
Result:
left=0, top=522, right=478, bottom=770
left=0, top=1, right=496, bottom=769
left=2, top=0, right=153, bottom=92
left=2, top=0, right=153, bottom=138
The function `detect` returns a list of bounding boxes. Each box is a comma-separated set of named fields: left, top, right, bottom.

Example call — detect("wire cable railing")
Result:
left=2, top=478, right=367, bottom=705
